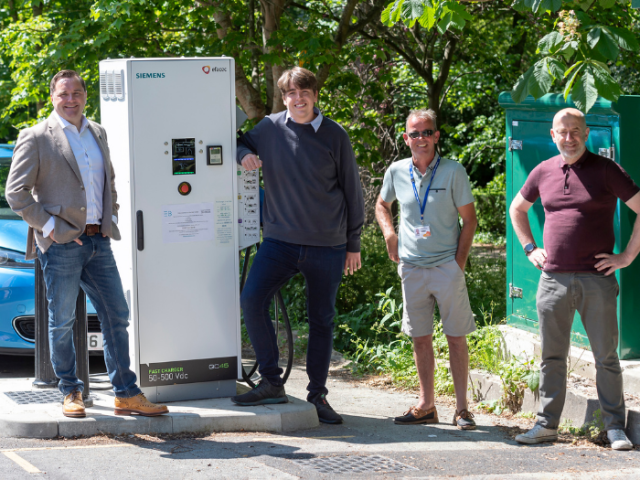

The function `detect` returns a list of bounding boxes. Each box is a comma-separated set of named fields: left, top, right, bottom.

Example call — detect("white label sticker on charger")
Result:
left=161, top=202, right=215, bottom=243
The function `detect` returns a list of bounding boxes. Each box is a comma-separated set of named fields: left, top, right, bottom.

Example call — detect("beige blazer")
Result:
left=6, top=114, right=121, bottom=260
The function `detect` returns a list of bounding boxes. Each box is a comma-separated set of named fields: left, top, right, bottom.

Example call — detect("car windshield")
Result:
left=0, top=160, right=20, bottom=220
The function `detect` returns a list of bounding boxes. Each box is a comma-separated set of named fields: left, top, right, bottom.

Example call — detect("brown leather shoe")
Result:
left=62, top=390, right=86, bottom=418
left=114, top=394, right=168, bottom=416
left=394, top=406, right=439, bottom=425
left=453, top=409, right=477, bottom=430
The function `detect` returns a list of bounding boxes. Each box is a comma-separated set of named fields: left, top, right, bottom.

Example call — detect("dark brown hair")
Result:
left=277, top=67, right=318, bottom=95
left=50, top=70, right=86, bottom=96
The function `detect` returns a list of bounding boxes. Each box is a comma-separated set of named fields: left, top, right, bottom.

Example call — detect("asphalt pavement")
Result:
left=1, top=354, right=639, bottom=479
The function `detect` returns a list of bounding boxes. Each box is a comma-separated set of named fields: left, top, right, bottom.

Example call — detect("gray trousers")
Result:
left=536, top=271, right=625, bottom=431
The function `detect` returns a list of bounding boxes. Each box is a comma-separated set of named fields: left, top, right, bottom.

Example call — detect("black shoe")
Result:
left=394, top=406, right=439, bottom=425
left=308, top=393, right=343, bottom=424
left=231, top=380, right=288, bottom=406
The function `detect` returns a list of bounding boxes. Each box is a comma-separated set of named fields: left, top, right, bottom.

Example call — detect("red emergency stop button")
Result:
left=178, top=182, right=192, bottom=196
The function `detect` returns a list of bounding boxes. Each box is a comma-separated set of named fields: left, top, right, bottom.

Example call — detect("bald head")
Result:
left=552, top=108, right=587, bottom=131
left=550, top=108, right=589, bottom=164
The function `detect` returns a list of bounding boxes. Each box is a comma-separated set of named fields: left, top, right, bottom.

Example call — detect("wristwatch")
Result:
left=524, top=243, right=537, bottom=256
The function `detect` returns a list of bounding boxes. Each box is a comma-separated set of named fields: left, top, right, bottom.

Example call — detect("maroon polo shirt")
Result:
left=520, top=150, right=640, bottom=272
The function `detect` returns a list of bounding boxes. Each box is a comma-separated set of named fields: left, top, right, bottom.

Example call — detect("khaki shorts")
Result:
left=398, top=260, right=476, bottom=337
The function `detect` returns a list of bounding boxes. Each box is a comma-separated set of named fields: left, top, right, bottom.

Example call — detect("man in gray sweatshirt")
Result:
left=232, top=67, right=364, bottom=424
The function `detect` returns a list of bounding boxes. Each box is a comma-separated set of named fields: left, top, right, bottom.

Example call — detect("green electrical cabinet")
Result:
left=499, top=93, right=640, bottom=360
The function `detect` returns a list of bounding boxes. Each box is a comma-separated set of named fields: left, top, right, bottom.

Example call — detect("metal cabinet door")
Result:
left=509, top=120, right=615, bottom=348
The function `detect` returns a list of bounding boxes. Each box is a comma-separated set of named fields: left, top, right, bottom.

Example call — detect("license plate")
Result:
left=88, top=333, right=103, bottom=351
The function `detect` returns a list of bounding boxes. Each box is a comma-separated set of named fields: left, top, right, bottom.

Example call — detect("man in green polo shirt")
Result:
left=375, top=108, right=478, bottom=429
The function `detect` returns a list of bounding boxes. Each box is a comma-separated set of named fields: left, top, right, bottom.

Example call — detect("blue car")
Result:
left=0, top=144, right=101, bottom=355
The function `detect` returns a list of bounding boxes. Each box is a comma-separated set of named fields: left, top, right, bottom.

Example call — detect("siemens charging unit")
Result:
left=99, top=57, right=258, bottom=402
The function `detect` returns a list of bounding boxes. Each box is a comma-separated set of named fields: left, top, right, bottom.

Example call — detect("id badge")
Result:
left=414, top=225, right=431, bottom=238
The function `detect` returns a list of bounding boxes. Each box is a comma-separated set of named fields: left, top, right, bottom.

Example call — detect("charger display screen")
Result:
left=172, top=138, right=196, bottom=175
left=207, top=145, right=223, bottom=165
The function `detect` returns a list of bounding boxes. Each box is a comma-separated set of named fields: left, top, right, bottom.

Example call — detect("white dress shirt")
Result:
left=285, top=107, right=324, bottom=132
left=43, top=112, right=114, bottom=238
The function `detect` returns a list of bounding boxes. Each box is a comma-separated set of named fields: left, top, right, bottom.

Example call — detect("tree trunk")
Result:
left=33, top=0, right=44, bottom=114
left=7, top=0, right=18, bottom=22
left=506, top=12, right=527, bottom=71
left=248, top=0, right=260, bottom=91
left=260, top=0, right=286, bottom=113
left=213, top=7, right=266, bottom=120
left=264, top=61, right=274, bottom=114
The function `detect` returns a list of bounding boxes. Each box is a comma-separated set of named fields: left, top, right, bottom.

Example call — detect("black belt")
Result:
left=84, top=224, right=101, bottom=236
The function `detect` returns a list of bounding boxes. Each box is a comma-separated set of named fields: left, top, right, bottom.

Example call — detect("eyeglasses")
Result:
left=407, top=129, right=435, bottom=139
left=553, top=129, right=583, bottom=138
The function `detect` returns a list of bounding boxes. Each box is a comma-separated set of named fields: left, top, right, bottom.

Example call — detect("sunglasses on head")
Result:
left=407, top=129, right=435, bottom=139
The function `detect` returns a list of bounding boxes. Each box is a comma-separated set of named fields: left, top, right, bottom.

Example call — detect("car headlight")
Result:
left=0, top=248, right=34, bottom=269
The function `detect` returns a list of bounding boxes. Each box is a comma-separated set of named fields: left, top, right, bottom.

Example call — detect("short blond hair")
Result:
left=406, top=108, right=438, bottom=131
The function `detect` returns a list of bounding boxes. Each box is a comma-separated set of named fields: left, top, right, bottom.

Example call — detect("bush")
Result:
left=473, top=172, right=506, bottom=237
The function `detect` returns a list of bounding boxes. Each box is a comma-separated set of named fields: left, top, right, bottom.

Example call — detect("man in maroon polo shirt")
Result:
left=509, top=108, right=640, bottom=450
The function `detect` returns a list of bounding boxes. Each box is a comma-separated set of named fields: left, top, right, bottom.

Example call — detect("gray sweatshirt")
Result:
left=237, top=111, right=364, bottom=252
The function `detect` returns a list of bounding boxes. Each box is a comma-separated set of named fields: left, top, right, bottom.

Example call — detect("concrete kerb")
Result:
left=469, top=368, right=640, bottom=444
left=472, top=326, right=640, bottom=443
left=498, top=325, right=640, bottom=395
left=0, top=379, right=319, bottom=439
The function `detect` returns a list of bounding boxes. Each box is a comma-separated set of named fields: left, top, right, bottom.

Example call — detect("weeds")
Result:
left=516, top=411, right=536, bottom=419
left=558, top=410, right=606, bottom=442
left=496, top=357, right=539, bottom=414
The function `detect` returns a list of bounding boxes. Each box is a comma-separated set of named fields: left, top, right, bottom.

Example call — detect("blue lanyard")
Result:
left=410, top=156, right=440, bottom=224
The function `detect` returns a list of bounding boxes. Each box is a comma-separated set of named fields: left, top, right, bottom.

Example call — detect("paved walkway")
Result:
left=1, top=361, right=639, bottom=479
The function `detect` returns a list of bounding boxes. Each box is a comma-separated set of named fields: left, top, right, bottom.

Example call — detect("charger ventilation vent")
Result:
left=106, top=71, right=115, bottom=99
left=100, top=70, right=125, bottom=101
left=99, top=72, right=108, bottom=99
left=113, top=71, right=124, bottom=99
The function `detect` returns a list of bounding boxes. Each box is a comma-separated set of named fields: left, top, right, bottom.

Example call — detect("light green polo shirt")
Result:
left=380, top=156, right=475, bottom=268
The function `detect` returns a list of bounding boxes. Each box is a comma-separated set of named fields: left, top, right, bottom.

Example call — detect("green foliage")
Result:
left=516, top=410, right=536, bottom=419
left=336, top=225, right=402, bottom=314
left=558, top=409, right=606, bottom=439
left=466, top=257, right=506, bottom=324
left=473, top=172, right=506, bottom=236
left=444, top=116, right=505, bottom=186
left=511, top=7, right=640, bottom=112
left=473, top=232, right=506, bottom=247
left=336, top=286, right=419, bottom=386
left=381, top=0, right=473, bottom=32
left=467, top=325, right=506, bottom=372
left=293, top=322, right=310, bottom=358
left=476, top=357, right=539, bottom=415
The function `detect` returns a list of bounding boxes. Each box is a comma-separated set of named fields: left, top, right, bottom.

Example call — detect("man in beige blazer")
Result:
left=6, top=70, right=168, bottom=418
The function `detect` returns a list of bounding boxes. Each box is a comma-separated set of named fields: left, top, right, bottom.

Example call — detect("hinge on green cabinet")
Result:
left=509, top=137, right=522, bottom=151
left=509, top=283, right=523, bottom=298
left=598, top=147, right=615, bottom=160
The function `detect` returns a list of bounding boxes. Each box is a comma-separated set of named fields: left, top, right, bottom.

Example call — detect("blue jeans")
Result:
left=37, top=234, right=141, bottom=398
left=241, top=238, right=346, bottom=397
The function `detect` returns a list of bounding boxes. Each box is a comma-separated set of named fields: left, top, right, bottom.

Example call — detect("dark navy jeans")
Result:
left=37, top=234, right=141, bottom=398
left=241, top=238, right=346, bottom=397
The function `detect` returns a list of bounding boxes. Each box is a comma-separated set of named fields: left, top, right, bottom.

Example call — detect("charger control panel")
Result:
left=237, top=166, right=260, bottom=249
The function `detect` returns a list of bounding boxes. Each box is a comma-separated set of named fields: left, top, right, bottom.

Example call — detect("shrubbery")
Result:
left=473, top=172, right=506, bottom=243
